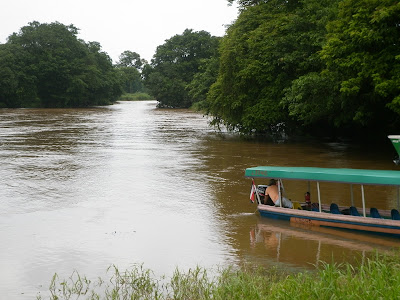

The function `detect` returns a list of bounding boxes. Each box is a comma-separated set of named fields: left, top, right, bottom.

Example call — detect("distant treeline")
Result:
left=1, top=0, right=399, bottom=140
left=0, top=22, right=149, bottom=108
left=0, top=22, right=122, bottom=108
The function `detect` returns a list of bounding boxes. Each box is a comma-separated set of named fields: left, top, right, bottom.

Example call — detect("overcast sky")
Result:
left=0, top=0, right=238, bottom=63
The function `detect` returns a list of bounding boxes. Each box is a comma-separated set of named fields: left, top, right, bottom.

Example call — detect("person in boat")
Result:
left=264, top=194, right=275, bottom=206
left=304, top=192, right=311, bottom=210
left=264, top=179, right=293, bottom=208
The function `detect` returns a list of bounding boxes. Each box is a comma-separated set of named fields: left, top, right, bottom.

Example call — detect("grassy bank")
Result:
left=118, top=93, right=154, bottom=101
left=37, top=251, right=400, bottom=299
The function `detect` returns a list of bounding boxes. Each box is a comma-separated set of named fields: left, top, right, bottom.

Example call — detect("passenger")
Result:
left=264, top=179, right=293, bottom=208
left=264, top=194, right=275, bottom=206
left=305, top=192, right=311, bottom=210
left=305, top=192, right=311, bottom=204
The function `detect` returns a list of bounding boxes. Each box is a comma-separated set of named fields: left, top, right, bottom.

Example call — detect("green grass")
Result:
left=118, top=93, right=154, bottom=101
left=37, top=251, right=400, bottom=299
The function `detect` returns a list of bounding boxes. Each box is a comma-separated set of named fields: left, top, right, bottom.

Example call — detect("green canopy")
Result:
left=245, top=166, right=400, bottom=186
left=389, top=135, right=400, bottom=156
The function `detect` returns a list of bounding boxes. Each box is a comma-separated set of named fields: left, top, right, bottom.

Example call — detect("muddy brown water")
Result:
left=1, top=101, right=399, bottom=298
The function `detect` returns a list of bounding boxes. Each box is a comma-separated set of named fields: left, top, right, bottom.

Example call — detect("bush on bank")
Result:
left=36, top=251, right=400, bottom=300
left=118, top=93, right=154, bottom=101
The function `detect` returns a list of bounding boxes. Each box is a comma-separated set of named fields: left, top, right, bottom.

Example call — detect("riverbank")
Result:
left=37, top=250, right=400, bottom=299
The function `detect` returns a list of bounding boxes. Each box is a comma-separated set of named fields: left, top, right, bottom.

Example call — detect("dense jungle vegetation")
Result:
left=0, top=0, right=399, bottom=139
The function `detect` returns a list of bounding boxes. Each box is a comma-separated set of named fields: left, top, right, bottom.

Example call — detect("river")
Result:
left=0, top=101, right=399, bottom=298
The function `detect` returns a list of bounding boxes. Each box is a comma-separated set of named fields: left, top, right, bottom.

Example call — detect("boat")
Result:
left=245, top=166, right=400, bottom=237
left=388, top=135, right=400, bottom=165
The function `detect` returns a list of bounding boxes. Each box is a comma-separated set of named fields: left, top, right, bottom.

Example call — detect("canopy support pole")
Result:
left=256, top=188, right=261, bottom=205
left=350, top=184, right=354, bottom=207
left=361, top=184, right=366, bottom=217
left=252, top=178, right=261, bottom=205
left=317, top=181, right=321, bottom=212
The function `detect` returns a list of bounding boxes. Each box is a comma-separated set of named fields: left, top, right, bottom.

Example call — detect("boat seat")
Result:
left=370, top=207, right=382, bottom=218
left=350, top=206, right=360, bottom=216
left=391, top=209, right=400, bottom=220
left=330, top=203, right=341, bottom=214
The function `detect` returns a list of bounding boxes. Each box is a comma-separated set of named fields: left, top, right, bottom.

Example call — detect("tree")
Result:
left=117, top=67, right=143, bottom=94
left=186, top=56, right=220, bottom=110
left=0, top=43, right=38, bottom=107
left=117, top=50, right=147, bottom=70
left=116, top=51, right=146, bottom=94
left=319, top=0, right=400, bottom=135
left=227, top=0, right=299, bottom=9
left=280, top=0, right=343, bottom=135
left=0, top=21, right=122, bottom=108
left=206, top=0, right=338, bottom=134
left=145, top=29, right=220, bottom=108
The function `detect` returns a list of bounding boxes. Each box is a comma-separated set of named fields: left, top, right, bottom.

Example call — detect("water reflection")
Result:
left=0, top=101, right=399, bottom=299
left=248, top=217, right=399, bottom=269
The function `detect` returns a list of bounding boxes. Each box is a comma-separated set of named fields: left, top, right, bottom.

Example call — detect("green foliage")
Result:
left=319, top=0, right=400, bottom=133
left=118, top=92, right=153, bottom=101
left=115, top=51, right=148, bottom=94
left=117, top=50, right=147, bottom=70
left=186, top=57, right=220, bottom=110
left=117, top=66, right=144, bottom=94
left=37, top=251, right=400, bottom=299
left=207, top=0, right=338, bottom=134
left=227, top=0, right=283, bottom=9
left=210, top=0, right=400, bottom=138
left=0, top=21, right=122, bottom=108
left=144, top=29, right=220, bottom=108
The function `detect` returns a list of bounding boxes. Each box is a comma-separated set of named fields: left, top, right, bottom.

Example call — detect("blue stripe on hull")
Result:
left=258, top=209, right=400, bottom=236
left=259, top=210, right=291, bottom=221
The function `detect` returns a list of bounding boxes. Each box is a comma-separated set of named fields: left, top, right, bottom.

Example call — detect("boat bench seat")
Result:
left=350, top=206, right=360, bottom=216
left=370, top=208, right=382, bottom=218
left=391, top=209, right=400, bottom=220
left=330, top=203, right=341, bottom=214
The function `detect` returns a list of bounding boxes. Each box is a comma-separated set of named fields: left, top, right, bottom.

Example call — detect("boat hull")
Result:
left=258, top=205, right=400, bottom=237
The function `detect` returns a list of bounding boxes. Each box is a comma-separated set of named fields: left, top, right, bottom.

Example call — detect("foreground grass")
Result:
left=37, top=251, right=400, bottom=299
left=118, top=93, right=154, bottom=101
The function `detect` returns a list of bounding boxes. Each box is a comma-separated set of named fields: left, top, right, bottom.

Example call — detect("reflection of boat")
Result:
left=245, top=166, right=400, bottom=237
left=250, top=218, right=399, bottom=267
left=255, top=220, right=400, bottom=249
left=388, top=135, right=400, bottom=165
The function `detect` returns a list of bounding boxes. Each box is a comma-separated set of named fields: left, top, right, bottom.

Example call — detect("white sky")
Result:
left=0, top=0, right=238, bottom=63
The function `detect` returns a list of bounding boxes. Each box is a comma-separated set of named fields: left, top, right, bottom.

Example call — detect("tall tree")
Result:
left=145, top=29, right=220, bottom=108
left=118, top=50, right=147, bottom=70
left=207, top=0, right=338, bottom=134
left=116, top=51, right=146, bottom=94
left=0, top=43, right=38, bottom=107
left=186, top=56, right=220, bottom=110
left=0, top=21, right=121, bottom=108
left=319, top=0, right=400, bottom=135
